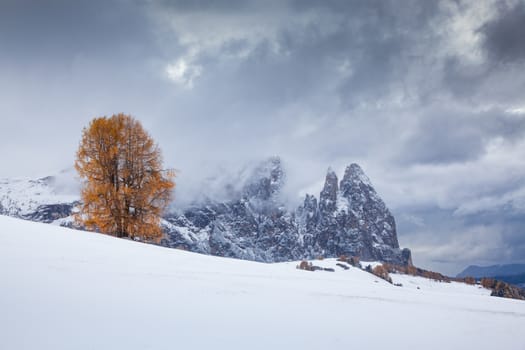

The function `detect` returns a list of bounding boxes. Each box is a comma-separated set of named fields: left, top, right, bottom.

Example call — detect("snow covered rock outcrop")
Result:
left=0, top=174, right=79, bottom=225
left=161, top=157, right=303, bottom=261
left=162, top=157, right=411, bottom=265
left=311, top=164, right=409, bottom=262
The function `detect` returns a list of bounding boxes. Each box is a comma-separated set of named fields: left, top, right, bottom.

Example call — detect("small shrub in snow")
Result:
left=372, top=265, right=392, bottom=284
left=481, top=278, right=496, bottom=289
left=337, top=255, right=360, bottom=267
left=463, top=276, right=476, bottom=285
left=349, top=256, right=360, bottom=267
left=297, top=260, right=314, bottom=271
left=382, top=263, right=450, bottom=283
left=336, top=263, right=349, bottom=270
left=297, top=261, right=328, bottom=272
left=480, top=278, right=525, bottom=300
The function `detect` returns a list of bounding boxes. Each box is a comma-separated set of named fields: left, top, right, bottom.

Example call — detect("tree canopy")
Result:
left=75, top=113, right=174, bottom=241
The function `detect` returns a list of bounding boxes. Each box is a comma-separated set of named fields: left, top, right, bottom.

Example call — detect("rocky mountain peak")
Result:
left=129, top=160, right=410, bottom=264
left=242, top=156, right=285, bottom=201
left=340, top=163, right=373, bottom=196
left=319, top=167, right=338, bottom=213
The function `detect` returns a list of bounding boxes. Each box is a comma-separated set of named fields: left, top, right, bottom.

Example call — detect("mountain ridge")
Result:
left=0, top=157, right=411, bottom=265
left=161, top=157, right=411, bottom=265
left=457, top=264, right=525, bottom=288
left=457, top=264, right=525, bottom=278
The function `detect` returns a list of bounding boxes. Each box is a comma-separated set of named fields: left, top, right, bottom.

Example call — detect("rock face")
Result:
left=0, top=158, right=411, bottom=265
left=162, top=157, right=411, bottom=265
left=23, top=203, right=78, bottom=224
left=161, top=157, right=303, bottom=261
left=310, top=164, right=402, bottom=261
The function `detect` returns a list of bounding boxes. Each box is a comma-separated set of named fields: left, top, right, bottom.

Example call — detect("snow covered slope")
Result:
left=0, top=170, right=79, bottom=224
left=1, top=216, right=523, bottom=350
left=0, top=176, right=77, bottom=216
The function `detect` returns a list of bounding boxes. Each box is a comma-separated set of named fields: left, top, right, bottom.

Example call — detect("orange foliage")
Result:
left=463, top=276, right=476, bottom=285
left=75, top=114, right=175, bottom=241
left=480, top=278, right=496, bottom=289
left=337, top=255, right=360, bottom=267
left=382, top=263, right=450, bottom=283
left=372, top=265, right=393, bottom=284
left=298, top=261, right=314, bottom=271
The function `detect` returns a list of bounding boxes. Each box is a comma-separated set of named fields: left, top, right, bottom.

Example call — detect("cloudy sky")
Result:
left=1, top=0, right=525, bottom=274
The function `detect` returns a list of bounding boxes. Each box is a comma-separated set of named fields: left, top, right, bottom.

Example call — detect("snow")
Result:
left=345, top=163, right=374, bottom=187
left=0, top=176, right=78, bottom=216
left=390, top=273, right=490, bottom=296
left=51, top=215, right=75, bottom=227
left=360, top=260, right=383, bottom=269
left=1, top=215, right=524, bottom=350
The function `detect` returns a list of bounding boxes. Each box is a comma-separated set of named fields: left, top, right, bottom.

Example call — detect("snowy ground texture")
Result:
left=1, top=215, right=524, bottom=350
left=0, top=176, right=77, bottom=216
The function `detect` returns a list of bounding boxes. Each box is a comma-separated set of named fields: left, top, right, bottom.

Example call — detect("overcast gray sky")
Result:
left=1, top=0, right=524, bottom=275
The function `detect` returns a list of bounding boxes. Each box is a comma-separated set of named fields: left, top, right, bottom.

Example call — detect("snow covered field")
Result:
left=1, top=215, right=524, bottom=350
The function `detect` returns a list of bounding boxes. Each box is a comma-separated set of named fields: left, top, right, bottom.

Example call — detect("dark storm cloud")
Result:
left=400, top=107, right=525, bottom=164
left=1, top=0, right=524, bottom=274
left=442, top=1, right=525, bottom=101
left=0, top=0, right=157, bottom=64
left=480, top=1, right=525, bottom=63
left=290, top=0, right=440, bottom=18
left=441, top=56, right=488, bottom=99
left=166, top=0, right=441, bottom=108
left=397, top=204, right=525, bottom=275
left=301, top=0, right=441, bottom=107
left=154, top=0, right=262, bottom=12
left=0, top=0, right=173, bottom=164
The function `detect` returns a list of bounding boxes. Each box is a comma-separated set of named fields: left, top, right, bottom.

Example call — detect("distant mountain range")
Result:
left=0, top=157, right=412, bottom=265
left=162, top=157, right=412, bottom=265
left=457, top=264, right=525, bottom=288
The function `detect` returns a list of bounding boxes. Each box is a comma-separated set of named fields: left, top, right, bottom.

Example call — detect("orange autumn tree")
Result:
left=75, top=114, right=175, bottom=241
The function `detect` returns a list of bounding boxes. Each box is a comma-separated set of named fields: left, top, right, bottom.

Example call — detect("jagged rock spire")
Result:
left=319, top=167, right=338, bottom=213
left=340, top=163, right=373, bottom=197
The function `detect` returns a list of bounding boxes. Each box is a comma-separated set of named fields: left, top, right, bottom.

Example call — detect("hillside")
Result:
left=491, top=273, right=525, bottom=288
left=458, top=264, right=525, bottom=278
left=457, top=264, right=525, bottom=288
left=1, top=215, right=524, bottom=350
